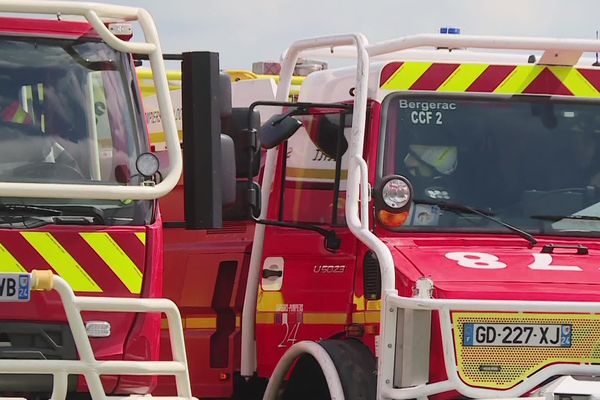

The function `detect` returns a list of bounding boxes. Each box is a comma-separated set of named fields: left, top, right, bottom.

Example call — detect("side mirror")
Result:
left=223, top=181, right=261, bottom=220
left=307, top=114, right=349, bottom=160
left=222, top=108, right=261, bottom=178
left=183, top=51, right=230, bottom=229
left=220, top=134, right=236, bottom=207
left=259, top=113, right=303, bottom=149
left=218, top=73, right=232, bottom=118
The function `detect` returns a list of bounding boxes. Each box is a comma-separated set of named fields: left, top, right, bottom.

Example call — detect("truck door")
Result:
left=256, top=107, right=359, bottom=376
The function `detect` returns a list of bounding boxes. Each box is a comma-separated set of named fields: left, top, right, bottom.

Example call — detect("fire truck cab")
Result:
left=0, top=2, right=221, bottom=399
left=139, top=30, right=600, bottom=400
left=240, top=32, right=600, bottom=399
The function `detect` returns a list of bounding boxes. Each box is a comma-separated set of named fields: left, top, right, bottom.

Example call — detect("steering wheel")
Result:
left=12, top=161, right=86, bottom=181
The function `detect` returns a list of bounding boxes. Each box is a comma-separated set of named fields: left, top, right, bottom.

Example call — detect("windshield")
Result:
left=380, top=94, right=600, bottom=236
left=0, top=35, right=150, bottom=226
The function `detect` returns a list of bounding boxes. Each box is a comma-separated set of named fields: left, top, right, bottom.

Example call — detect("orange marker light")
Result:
left=378, top=210, right=409, bottom=228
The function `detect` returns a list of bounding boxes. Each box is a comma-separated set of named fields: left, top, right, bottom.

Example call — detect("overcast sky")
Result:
left=66, top=0, right=600, bottom=69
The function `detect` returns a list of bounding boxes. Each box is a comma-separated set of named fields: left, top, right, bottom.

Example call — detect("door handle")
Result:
left=262, top=269, right=283, bottom=279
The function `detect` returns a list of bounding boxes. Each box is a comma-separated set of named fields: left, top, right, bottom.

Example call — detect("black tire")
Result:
left=282, top=339, right=377, bottom=400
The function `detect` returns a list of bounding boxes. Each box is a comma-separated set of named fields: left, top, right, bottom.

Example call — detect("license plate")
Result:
left=0, top=273, right=30, bottom=302
left=463, top=323, right=572, bottom=347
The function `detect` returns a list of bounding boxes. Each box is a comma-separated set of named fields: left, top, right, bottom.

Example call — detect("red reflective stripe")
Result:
left=466, top=65, right=515, bottom=93
left=52, top=232, right=125, bottom=295
left=380, top=62, right=403, bottom=87
left=577, top=69, right=600, bottom=92
left=523, top=68, right=572, bottom=96
left=410, top=63, right=459, bottom=91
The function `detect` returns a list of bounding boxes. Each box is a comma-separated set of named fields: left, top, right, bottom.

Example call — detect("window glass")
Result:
left=381, top=94, right=600, bottom=235
left=282, top=110, right=350, bottom=225
left=0, top=35, right=151, bottom=225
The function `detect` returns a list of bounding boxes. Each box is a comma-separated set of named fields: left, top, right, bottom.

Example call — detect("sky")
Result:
left=58, top=0, right=600, bottom=69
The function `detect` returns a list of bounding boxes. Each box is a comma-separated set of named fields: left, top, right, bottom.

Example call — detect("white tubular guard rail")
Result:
left=0, top=1, right=181, bottom=200
left=252, top=33, right=600, bottom=400
left=0, top=270, right=195, bottom=400
left=382, top=296, right=600, bottom=399
left=262, top=341, right=344, bottom=400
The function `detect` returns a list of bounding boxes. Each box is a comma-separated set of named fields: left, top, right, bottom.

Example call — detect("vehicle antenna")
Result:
left=594, top=30, right=600, bottom=66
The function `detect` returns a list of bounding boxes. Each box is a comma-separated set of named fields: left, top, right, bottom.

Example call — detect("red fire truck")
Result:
left=149, top=30, right=600, bottom=399
left=0, top=1, right=233, bottom=398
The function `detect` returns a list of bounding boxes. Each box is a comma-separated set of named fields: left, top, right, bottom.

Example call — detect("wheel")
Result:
left=282, top=339, right=376, bottom=400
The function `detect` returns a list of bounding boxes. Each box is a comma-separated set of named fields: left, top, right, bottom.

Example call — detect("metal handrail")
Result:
left=0, top=270, right=196, bottom=400
left=0, top=1, right=181, bottom=200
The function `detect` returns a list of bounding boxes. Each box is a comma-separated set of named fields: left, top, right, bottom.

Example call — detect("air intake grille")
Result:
left=363, top=251, right=381, bottom=300
left=0, top=322, right=77, bottom=393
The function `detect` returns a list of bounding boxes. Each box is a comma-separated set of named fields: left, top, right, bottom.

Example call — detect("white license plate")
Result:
left=0, top=273, right=30, bottom=302
left=463, top=323, right=572, bottom=347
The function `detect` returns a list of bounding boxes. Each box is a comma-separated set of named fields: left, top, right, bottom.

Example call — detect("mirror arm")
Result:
left=270, top=106, right=310, bottom=125
left=251, top=216, right=341, bottom=252
left=240, top=128, right=259, bottom=152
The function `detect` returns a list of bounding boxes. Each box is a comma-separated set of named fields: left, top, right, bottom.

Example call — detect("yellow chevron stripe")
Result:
left=21, top=232, right=101, bottom=292
left=494, top=65, right=544, bottom=94
left=135, top=232, right=146, bottom=245
left=438, top=64, right=488, bottom=92
left=80, top=232, right=143, bottom=294
left=381, top=62, right=432, bottom=91
left=549, top=67, right=600, bottom=98
left=0, top=243, right=27, bottom=273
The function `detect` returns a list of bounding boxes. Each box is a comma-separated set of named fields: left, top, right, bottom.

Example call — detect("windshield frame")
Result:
left=0, top=34, right=153, bottom=226
left=376, top=91, right=600, bottom=238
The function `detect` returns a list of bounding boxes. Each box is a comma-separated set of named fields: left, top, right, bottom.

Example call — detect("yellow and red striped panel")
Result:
left=380, top=62, right=600, bottom=97
left=0, top=229, right=146, bottom=295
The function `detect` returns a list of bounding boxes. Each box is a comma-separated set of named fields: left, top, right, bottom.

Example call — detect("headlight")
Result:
left=135, top=152, right=160, bottom=178
left=375, top=175, right=413, bottom=228
left=377, top=175, right=412, bottom=212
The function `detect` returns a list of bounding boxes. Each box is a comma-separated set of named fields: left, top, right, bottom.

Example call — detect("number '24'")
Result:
left=445, top=252, right=583, bottom=271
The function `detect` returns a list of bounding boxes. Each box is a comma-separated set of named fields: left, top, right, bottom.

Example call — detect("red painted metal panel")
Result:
left=524, top=68, right=572, bottom=96
left=466, top=65, right=515, bottom=92
left=380, top=61, right=403, bottom=87
left=410, top=63, right=459, bottom=91
left=0, top=17, right=95, bottom=37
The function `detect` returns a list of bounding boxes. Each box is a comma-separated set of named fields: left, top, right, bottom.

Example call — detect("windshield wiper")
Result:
left=0, top=204, right=105, bottom=224
left=0, top=215, right=101, bottom=229
left=49, top=205, right=106, bottom=225
left=50, top=216, right=99, bottom=225
left=0, top=204, right=61, bottom=216
left=530, top=214, right=600, bottom=222
left=414, top=198, right=538, bottom=246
